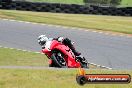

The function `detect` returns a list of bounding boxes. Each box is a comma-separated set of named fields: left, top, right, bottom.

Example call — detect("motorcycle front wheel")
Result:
left=51, top=51, right=67, bottom=68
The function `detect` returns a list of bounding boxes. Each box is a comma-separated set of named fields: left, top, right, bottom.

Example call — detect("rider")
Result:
left=38, top=35, right=81, bottom=56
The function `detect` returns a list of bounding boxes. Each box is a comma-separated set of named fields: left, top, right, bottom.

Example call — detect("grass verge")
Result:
left=0, top=47, right=47, bottom=66
left=121, top=0, right=132, bottom=7
left=0, top=10, right=132, bottom=34
left=26, top=0, right=84, bottom=5
left=0, top=68, right=131, bottom=88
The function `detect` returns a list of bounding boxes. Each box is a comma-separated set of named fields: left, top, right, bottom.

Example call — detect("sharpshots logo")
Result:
left=76, top=68, right=131, bottom=85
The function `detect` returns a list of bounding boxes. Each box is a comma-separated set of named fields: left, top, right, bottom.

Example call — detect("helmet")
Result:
left=38, top=35, right=48, bottom=46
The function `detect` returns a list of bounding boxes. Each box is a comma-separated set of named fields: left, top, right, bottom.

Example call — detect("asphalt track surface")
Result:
left=0, top=19, right=132, bottom=69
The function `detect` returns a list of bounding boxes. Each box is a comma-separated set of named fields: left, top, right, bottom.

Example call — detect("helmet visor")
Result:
left=39, top=41, right=46, bottom=46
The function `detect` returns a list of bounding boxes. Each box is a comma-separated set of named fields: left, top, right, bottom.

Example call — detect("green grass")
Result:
left=0, top=47, right=47, bottom=66
left=0, top=68, right=131, bottom=88
left=0, top=10, right=132, bottom=34
left=26, top=0, right=84, bottom=5
left=121, top=0, right=132, bottom=7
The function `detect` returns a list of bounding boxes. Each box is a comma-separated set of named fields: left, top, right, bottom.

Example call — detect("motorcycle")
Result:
left=42, top=40, right=88, bottom=68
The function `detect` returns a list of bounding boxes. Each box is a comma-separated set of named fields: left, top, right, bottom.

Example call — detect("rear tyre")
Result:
left=76, top=56, right=88, bottom=68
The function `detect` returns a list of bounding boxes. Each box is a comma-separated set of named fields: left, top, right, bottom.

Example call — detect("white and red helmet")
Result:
left=38, top=35, right=48, bottom=46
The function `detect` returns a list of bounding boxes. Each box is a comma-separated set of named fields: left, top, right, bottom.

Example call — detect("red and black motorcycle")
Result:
left=42, top=40, right=88, bottom=68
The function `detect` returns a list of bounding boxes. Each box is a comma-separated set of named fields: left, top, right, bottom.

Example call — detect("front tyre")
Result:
left=51, top=52, right=67, bottom=68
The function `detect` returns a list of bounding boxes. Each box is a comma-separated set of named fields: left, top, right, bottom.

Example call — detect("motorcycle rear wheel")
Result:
left=76, top=56, right=88, bottom=68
